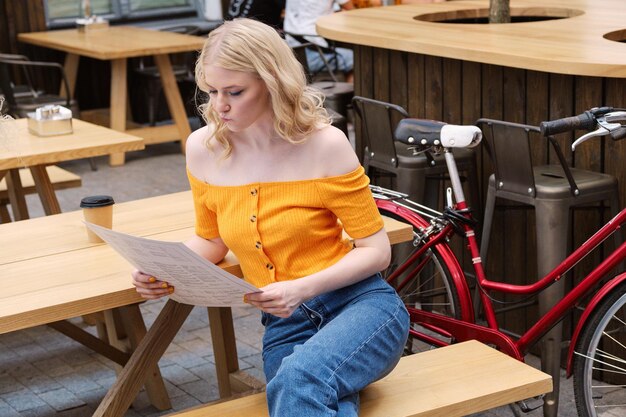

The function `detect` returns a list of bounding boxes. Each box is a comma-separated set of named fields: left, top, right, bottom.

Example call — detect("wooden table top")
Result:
left=0, top=190, right=413, bottom=333
left=18, top=26, right=206, bottom=60
left=0, top=118, right=144, bottom=170
left=316, top=0, right=626, bottom=77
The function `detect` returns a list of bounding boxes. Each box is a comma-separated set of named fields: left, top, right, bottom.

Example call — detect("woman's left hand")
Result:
left=244, top=281, right=307, bottom=318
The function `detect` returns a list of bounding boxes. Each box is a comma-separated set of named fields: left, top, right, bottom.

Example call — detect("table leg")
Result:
left=208, top=307, right=239, bottom=398
left=109, top=58, right=128, bottom=167
left=30, top=165, right=61, bottom=215
left=0, top=170, right=10, bottom=222
left=207, top=307, right=265, bottom=397
left=0, top=204, right=10, bottom=223
left=5, top=169, right=29, bottom=220
left=93, top=300, right=192, bottom=417
left=62, top=53, right=80, bottom=98
left=118, top=304, right=171, bottom=410
left=154, top=54, right=192, bottom=153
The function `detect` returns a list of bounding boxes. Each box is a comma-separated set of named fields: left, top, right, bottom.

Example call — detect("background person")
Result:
left=225, top=0, right=286, bottom=29
left=131, top=18, right=408, bottom=417
left=283, top=0, right=355, bottom=82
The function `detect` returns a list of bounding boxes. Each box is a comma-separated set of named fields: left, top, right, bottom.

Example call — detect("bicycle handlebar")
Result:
left=539, top=107, right=626, bottom=151
left=394, top=119, right=482, bottom=150
left=539, top=111, right=597, bottom=136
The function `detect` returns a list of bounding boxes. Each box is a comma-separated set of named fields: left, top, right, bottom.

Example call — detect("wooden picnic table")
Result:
left=0, top=190, right=413, bottom=415
left=0, top=118, right=144, bottom=221
left=18, top=26, right=206, bottom=166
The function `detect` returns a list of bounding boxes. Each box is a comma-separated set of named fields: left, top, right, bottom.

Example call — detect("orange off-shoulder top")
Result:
left=187, top=166, right=384, bottom=288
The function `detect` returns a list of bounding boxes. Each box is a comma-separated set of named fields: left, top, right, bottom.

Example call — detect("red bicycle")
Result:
left=373, top=108, right=626, bottom=417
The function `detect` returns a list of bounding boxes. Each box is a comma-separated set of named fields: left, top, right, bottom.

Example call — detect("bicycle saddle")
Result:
left=394, top=118, right=482, bottom=150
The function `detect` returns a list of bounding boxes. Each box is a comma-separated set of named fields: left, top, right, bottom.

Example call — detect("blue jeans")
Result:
left=261, top=273, right=409, bottom=417
left=306, top=46, right=354, bottom=76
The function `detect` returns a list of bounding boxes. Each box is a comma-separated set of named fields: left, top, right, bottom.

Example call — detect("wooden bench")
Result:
left=0, top=165, right=82, bottom=197
left=0, top=165, right=81, bottom=221
left=167, top=340, right=552, bottom=417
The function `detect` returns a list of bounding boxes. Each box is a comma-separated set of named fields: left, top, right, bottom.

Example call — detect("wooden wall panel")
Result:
left=406, top=53, right=424, bottom=118
left=373, top=48, right=390, bottom=103
left=1, top=0, right=46, bottom=55
left=442, top=58, right=461, bottom=124
left=389, top=50, right=408, bottom=111
left=424, top=56, right=443, bottom=121
left=461, top=61, right=481, bottom=125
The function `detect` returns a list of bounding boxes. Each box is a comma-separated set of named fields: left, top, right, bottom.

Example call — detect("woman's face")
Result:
left=204, top=64, right=272, bottom=132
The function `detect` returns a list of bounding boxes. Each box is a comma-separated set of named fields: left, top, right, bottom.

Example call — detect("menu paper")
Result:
left=85, top=222, right=259, bottom=306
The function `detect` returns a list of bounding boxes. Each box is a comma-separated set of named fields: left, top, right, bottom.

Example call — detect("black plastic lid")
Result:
left=80, top=195, right=115, bottom=208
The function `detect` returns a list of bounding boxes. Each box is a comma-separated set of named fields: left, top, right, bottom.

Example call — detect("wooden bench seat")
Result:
left=0, top=165, right=81, bottom=198
left=167, top=340, right=552, bottom=417
left=0, top=165, right=82, bottom=222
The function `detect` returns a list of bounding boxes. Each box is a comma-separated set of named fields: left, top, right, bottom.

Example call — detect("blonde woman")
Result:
left=132, top=19, right=408, bottom=417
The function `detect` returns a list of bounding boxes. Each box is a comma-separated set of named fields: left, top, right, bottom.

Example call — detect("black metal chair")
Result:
left=477, top=118, right=620, bottom=267
left=352, top=96, right=480, bottom=212
left=476, top=118, right=621, bottom=414
left=0, top=53, right=95, bottom=171
left=286, top=32, right=346, bottom=81
left=0, top=53, right=78, bottom=118
left=132, top=25, right=201, bottom=126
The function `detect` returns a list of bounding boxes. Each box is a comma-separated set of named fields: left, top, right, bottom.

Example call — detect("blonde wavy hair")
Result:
left=195, top=18, right=331, bottom=157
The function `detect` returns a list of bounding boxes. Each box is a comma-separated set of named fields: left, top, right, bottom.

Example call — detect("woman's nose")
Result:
left=214, top=95, right=230, bottom=113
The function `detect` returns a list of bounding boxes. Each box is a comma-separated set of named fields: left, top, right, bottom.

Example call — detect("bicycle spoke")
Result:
left=574, top=285, right=626, bottom=417
left=378, top=207, right=463, bottom=355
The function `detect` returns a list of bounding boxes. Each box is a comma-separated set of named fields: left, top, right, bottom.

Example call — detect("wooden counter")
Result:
left=317, top=0, right=626, bottom=77
left=317, top=0, right=626, bottom=348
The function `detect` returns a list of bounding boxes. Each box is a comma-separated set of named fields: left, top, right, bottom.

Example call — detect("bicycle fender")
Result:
left=566, top=272, right=626, bottom=377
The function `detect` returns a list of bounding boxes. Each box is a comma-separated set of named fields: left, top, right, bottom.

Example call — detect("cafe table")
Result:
left=0, top=190, right=413, bottom=416
left=0, top=118, right=144, bottom=221
left=18, top=26, right=206, bottom=166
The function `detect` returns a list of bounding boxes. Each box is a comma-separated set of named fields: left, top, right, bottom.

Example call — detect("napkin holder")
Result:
left=27, top=105, right=73, bottom=136
left=76, top=16, right=109, bottom=32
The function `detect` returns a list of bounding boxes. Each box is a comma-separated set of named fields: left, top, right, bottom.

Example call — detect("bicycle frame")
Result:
left=378, top=148, right=626, bottom=362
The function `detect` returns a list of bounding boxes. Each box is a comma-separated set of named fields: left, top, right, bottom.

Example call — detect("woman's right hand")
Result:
left=131, top=269, right=174, bottom=300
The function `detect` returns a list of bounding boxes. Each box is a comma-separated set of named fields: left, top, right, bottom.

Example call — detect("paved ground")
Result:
left=1, top=134, right=578, bottom=416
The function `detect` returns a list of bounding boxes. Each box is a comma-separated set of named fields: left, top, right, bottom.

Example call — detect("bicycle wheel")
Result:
left=378, top=207, right=463, bottom=354
left=573, top=280, right=626, bottom=417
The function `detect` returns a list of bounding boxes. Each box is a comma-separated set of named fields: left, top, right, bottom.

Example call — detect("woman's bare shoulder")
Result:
left=185, top=126, right=220, bottom=179
left=310, top=125, right=360, bottom=177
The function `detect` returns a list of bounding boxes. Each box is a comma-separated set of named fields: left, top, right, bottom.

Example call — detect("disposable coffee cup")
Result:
left=80, top=195, right=115, bottom=243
